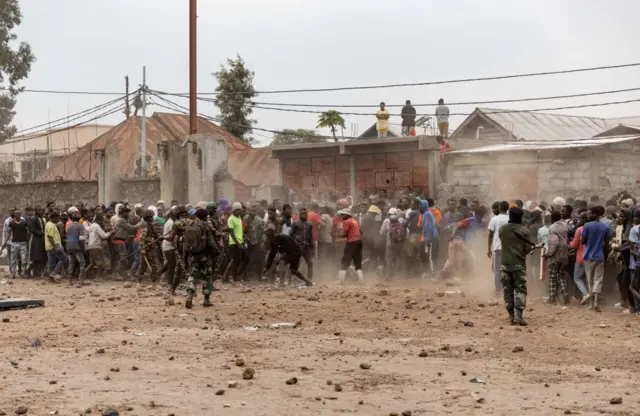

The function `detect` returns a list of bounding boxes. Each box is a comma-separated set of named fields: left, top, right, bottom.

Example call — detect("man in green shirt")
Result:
left=226, top=202, right=246, bottom=282
left=498, top=207, right=539, bottom=326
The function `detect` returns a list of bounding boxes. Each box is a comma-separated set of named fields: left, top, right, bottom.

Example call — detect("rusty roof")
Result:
left=38, top=112, right=249, bottom=181
left=227, top=147, right=281, bottom=187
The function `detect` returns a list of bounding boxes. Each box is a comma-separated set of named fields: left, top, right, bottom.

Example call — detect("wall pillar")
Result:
left=349, top=154, right=356, bottom=198
left=97, top=144, right=120, bottom=204
left=186, top=134, right=227, bottom=204
left=160, top=141, right=188, bottom=204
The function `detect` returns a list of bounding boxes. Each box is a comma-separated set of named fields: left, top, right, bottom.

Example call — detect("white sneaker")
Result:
left=613, top=302, right=623, bottom=309
left=580, top=294, right=591, bottom=305
left=622, top=309, right=631, bottom=315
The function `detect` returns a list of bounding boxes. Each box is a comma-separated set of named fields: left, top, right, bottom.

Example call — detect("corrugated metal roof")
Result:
left=478, top=107, right=610, bottom=141
left=449, top=134, right=640, bottom=155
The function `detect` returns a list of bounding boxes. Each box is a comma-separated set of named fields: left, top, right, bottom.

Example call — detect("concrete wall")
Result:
left=440, top=141, right=640, bottom=205
left=0, top=179, right=161, bottom=217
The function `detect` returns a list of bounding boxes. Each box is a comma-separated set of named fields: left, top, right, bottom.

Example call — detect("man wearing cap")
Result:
left=226, top=202, right=247, bottom=283
left=290, top=207, right=314, bottom=282
left=337, top=208, right=364, bottom=284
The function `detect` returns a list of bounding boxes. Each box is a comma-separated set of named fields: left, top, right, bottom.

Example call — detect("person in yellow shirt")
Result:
left=376, top=102, right=390, bottom=138
left=45, top=211, right=67, bottom=281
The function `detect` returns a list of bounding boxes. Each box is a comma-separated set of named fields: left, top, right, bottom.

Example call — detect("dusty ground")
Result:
left=1, top=271, right=640, bottom=416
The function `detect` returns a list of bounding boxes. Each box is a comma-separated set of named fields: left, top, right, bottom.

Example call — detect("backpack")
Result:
left=388, top=220, right=406, bottom=244
left=183, top=222, right=207, bottom=254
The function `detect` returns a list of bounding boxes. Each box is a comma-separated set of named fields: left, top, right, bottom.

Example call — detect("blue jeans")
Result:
left=493, top=250, right=502, bottom=293
left=47, top=248, right=68, bottom=276
left=573, top=262, right=589, bottom=296
left=130, top=242, right=140, bottom=274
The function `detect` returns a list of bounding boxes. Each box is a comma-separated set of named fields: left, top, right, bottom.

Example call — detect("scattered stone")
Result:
left=222, top=404, right=231, bottom=408
left=165, top=298, right=175, bottom=306
left=418, top=350, right=428, bottom=358
left=465, top=347, right=473, bottom=352
left=49, top=380, right=57, bottom=385
left=103, top=375, right=111, bottom=381
left=461, top=370, right=467, bottom=376
left=123, top=283, right=132, bottom=289
left=358, top=400, right=364, bottom=405
left=401, top=411, right=412, bottom=416
left=215, top=389, right=225, bottom=396
left=285, top=377, right=298, bottom=385
left=168, top=356, right=175, bottom=361
left=228, top=380, right=238, bottom=388
left=359, top=362, right=371, bottom=370
left=96, top=348, right=105, bottom=354
left=14, top=406, right=28, bottom=415
left=544, top=383, right=549, bottom=388
left=326, top=380, right=333, bottom=386
left=131, top=366, right=139, bottom=371
left=109, top=368, right=119, bottom=372
left=1, top=317, right=9, bottom=323
left=376, top=289, right=389, bottom=296
left=235, top=358, right=245, bottom=367
left=595, top=367, right=601, bottom=371
left=333, top=384, right=343, bottom=392
left=512, top=345, right=524, bottom=353
left=609, top=397, right=623, bottom=405
left=564, top=410, right=572, bottom=414
left=242, top=368, right=255, bottom=380
left=102, top=409, right=119, bottom=416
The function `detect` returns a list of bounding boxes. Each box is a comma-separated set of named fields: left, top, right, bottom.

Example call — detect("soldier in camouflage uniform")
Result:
left=185, top=208, right=218, bottom=309
left=137, top=209, right=159, bottom=288
left=165, top=206, right=189, bottom=296
left=498, top=207, right=539, bottom=326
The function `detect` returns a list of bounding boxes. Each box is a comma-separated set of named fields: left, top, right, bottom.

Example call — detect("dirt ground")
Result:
left=1, top=269, right=640, bottom=416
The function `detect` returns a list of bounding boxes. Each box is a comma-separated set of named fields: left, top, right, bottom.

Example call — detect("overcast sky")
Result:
left=13, top=0, right=640, bottom=146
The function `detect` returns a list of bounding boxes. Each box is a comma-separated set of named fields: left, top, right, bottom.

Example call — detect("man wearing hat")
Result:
left=337, top=207, right=364, bottom=284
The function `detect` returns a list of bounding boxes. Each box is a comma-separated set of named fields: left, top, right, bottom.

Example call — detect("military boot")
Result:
left=185, top=295, right=194, bottom=309
left=507, top=309, right=515, bottom=325
left=202, top=295, right=213, bottom=307
left=514, top=309, right=528, bottom=326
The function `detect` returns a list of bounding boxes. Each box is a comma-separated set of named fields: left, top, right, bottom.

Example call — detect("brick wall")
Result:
left=282, top=151, right=431, bottom=201
left=440, top=143, right=640, bottom=206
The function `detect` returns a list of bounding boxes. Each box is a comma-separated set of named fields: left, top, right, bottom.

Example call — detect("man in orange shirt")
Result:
left=337, top=208, right=364, bottom=284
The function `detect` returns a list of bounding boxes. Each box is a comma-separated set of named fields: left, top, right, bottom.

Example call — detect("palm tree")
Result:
left=317, top=110, right=346, bottom=142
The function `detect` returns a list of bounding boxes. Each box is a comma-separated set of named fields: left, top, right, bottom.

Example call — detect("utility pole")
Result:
left=189, top=0, right=198, bottom=134
left=141, top=66, right=147, bottom=177
left=31, top=149, right=36, bottom=181
left=124, top=75, right=130, bottom=119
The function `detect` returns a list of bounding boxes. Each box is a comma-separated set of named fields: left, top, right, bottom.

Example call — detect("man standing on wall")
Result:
left=376, top=102, right=390, bottom=138
left=435, top=98, right=450, bottom=138
left=401, top=100, right=416, bottom=137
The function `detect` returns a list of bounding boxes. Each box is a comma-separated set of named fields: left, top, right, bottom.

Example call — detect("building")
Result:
left=37, top=112, right=249, bottom=182
left=443, top=107, right=640, bottom=203
left=0, top=124, right=113, bottom=182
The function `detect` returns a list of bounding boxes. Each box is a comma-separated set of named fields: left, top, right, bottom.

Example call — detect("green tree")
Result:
left=0, top=0, right=35, bottom=143
left=271, top=129, right=327, bottom=146
left=317, top=110, right=346, bottom=142
left=213, top=54, right=256, bottom=144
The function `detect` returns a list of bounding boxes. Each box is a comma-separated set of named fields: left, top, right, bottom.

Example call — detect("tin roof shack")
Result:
left=270, top=136, right=484, bottom=202
left=441, top=128, right=640, bottom=205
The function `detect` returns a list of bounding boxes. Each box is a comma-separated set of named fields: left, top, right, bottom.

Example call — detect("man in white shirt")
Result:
left=87, top=214, right=112, bottom=278
left=487, top=200, right=510, bottom=294
left=159, top=212, right=178, bottom=294
left=435, top=98, right=450, bottom=138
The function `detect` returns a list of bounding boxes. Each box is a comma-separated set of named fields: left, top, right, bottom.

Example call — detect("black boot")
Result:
left=594, top=293, right=601, bottom=312
left=514, top=309, right=528, bottom=326
left=185, top=295, right=194, bottom=309
left=507, top=309, right=515, bottom=325
left=202, top=295, right=213, bottom=307
left=563, top=295, right=571, bottom=305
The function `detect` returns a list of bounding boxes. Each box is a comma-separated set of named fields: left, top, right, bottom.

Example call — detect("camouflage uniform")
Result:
left=137, top=219, right=158, bottom=283
left=184, top=219, right=216, bottom=307
left=500, top=264, right=527, bottom=311
left=171, top=217, right=190, bottom=291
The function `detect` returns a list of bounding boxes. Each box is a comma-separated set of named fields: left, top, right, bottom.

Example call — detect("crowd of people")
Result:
left=1, top=190, right=638, bottom=320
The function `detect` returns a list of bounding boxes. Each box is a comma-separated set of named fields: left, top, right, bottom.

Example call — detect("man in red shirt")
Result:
left=337, top=208, right=364, bottom=284
left=437, top=135, right=452, bottom=182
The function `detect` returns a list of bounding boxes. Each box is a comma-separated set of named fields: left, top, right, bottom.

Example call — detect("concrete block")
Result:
left=558, top=171, right=572, bottom=179
left=550, top=179, right=565, bottom=188
left=457, top=178, right=470, bottom=186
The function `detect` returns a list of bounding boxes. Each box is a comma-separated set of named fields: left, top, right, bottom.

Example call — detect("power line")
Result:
left=0, top=86, right=131, bottom=95
left=4, top=104, right=126, bottom=145
left=13, top=92, right=134, bottom=137
left=157, top=62, right=640, bottom=96
left=248, top=98, right=640, bottom=117
left=182, top=86, right=640, bottom=108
